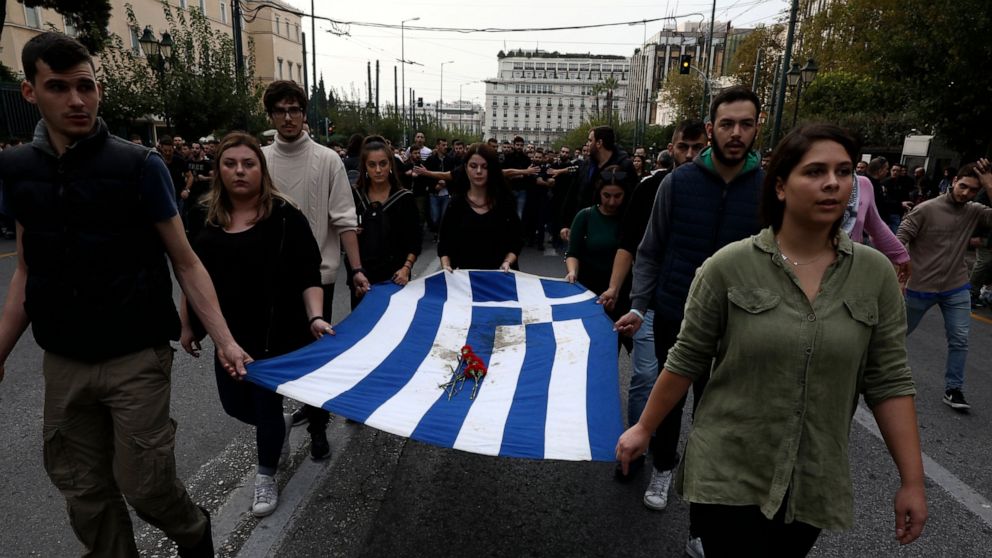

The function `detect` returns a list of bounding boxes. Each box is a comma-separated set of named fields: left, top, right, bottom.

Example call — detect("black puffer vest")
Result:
left=0, top=121, right=179, bottom=361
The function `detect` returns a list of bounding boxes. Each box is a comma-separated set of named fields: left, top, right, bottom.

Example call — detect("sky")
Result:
left=282, top=0, right=789, bottom=109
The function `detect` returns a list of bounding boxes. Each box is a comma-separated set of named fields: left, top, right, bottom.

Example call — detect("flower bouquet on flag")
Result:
left=440, top=344, right=488, bottom=400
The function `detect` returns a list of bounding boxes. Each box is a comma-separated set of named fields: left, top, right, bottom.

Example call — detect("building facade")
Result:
left=1, top=0, right=303, bottom=87
left=624, top=22, right=754, bottom=126
left=484, top=50, right=629, bottom=147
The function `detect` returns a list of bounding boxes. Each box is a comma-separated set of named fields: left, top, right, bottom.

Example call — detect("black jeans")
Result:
left=692, top=499, right=821, bottom=557
left=649, top=315, right=709, bottom=472
left=298, top=283, right=335, bottom=432
left=214, top=360, right=284, bottom=472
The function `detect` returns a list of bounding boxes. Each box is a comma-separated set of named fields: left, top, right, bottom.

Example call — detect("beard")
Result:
left=711, top=136, right=755, bottom=167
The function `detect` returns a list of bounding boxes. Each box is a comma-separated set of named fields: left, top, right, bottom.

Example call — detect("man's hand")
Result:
left=180, top=189, right=190, bottom=200
left=565, top=271, right=577, bottom=284
left=353, top=271, right=371, bottom=296
left=977, top=158, right=992, bottom=190
left=893, top=482, right=927, bottom=545
left=216, top=341, right=253, bottom=378
left=896, top=261, right=911, bottom=293
left=614, top=311, right=643, bottom=337
left=412, top=165, right=427, bottom=177
left=559, top=228, right=570, bottom=242
left=597, top=287, right=618, bottom=312
left=180, top=324, right=203, bottom=357
left=615, top=423, right=651, bottom=476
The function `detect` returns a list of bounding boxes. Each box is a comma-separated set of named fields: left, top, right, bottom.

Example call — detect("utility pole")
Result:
left=394, top=65, right=398, bottom=118
left=699, top=0, right=716, bottom=119
left=375, top=59, right=380, bottom=118
left=771, top=0, right=799, bottom=148
left=367, top=61, right=373, bottom=111
left=311, top=0, right=316, bottom=99
left=231, top=0, right=246, bottom=129
left=751, top=47, right=763, bottom=93
left=301, top=31, right=308, bottom=95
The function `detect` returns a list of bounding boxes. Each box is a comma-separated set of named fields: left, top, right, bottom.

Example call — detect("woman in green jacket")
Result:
left=616, top=124, right=927, bottom=556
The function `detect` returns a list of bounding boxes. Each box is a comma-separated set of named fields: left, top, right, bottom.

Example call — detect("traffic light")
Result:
left=325, top=118, right=334, bottom=136
left=679, top=55, right=691, bottom=75
left=417, top=97, right=423, bottom=108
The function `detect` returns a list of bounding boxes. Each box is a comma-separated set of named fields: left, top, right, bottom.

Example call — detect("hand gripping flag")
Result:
left=246, top=270, right=623, bottom=461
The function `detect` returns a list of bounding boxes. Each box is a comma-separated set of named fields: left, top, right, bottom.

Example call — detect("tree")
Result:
left=659, top=72, right=704, bottom=124
left=99, top=3, right=266, bottom=139
left=98, top=28, right=159, bottom=136
left=727, top=24, right=785, bottom=107
left=0, top=1, right=112, bottom=54
left=797, top=0, right=992, bottom=158
left=590, top=76, right=620, bottom=128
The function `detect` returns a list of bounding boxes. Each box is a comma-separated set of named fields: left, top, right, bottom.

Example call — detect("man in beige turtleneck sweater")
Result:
left=261, top=81, right=369, bottom=463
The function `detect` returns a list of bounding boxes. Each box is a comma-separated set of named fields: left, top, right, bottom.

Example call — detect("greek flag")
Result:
left=246, top=270, right=623, bottom=461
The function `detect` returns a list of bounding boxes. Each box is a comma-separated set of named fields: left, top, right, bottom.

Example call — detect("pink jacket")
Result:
left=851, top=175, right=910, bottom=265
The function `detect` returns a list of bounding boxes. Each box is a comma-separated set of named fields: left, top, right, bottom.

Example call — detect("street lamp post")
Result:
left=400, top=17, right=419, bottom=147
left=787, top=58, right=818, bottom=129
left=439, top=60, right=453, bottom=128
left=139, top=26, right=174, bottom=133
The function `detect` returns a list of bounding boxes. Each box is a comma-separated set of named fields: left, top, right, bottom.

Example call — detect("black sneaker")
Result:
left=310, top=430, right=331, bottom=461
left=290, top=407, right=308, bottom=427
left=943, top=389, right=971, bottom=410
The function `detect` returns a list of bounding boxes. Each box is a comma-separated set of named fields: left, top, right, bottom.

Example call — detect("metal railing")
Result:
left=0, top=84, right=40, bottom=140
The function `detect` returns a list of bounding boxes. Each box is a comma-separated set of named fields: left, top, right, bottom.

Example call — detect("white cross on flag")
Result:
left=246, top=270, right=623, bottom=461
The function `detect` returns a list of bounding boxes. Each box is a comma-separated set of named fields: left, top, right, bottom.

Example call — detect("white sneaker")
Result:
left=643, top=467, right=673, bottom=510
left=252, top=473, right=278, bottom=517
left=685, top=536, right=705, bottom=558
left=279, top=413, right=293, bottom=467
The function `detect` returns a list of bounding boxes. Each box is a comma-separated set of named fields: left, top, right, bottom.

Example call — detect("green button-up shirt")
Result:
left=665, top=227, right=915, bottom=531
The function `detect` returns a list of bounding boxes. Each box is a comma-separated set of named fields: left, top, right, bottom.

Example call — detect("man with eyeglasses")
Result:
left=614, top=87, right=764, bottom=558
left=898, top=160, right=992, bottom=412
left=260, top=80, right=367, bottom=466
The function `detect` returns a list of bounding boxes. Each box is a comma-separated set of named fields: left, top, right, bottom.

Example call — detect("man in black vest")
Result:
left=0, top=32, right=250, bottom=557
left=614, top=86, right=764, bottom=558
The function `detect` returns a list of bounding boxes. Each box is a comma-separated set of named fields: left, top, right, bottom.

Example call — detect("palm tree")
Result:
left=591, top=76, right=620, bottom=128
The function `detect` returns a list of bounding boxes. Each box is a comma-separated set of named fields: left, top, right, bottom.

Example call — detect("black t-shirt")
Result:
left=349, top=186, right=422, bottom=284
left=190, top=201, right=321, bottom=358
left=164, top=156, right=189, bottom=201
left=437, top=193, right=523, bottom=270
left=619, top=170, right=668, bottom=254
left=502, top=151, right=536, bottom=191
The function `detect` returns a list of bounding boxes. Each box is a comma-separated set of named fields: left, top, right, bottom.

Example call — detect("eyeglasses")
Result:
left=270, top=107, right=304, bottom=119
left=600, top=169, right=627, bottom=183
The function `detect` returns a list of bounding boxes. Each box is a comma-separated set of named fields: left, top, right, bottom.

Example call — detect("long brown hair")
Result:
left=355, top=135, right=401, bottom=192
left=204, top=131, right=294, bottom=228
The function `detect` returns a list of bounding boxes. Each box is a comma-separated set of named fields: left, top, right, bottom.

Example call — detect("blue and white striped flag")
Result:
left=246, top=270, right=622, bottom=461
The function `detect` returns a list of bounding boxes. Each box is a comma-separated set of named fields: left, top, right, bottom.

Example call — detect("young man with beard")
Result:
left=898, top=161, right=992, bottom=411
left=261, top=80, right=367, bottom=460
left=0, top=32, right=251, bottom=557
left=424, top=137, right=452, bottom=237
left=158, top=135, right=193, bottom=214
left=614, top=87, right=764, bottom=558
left=599, top=119, right=707, bottom=462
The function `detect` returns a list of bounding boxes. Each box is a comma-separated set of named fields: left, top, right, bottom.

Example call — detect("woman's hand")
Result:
left=893, top=482, right=927, bottom=545
left=615, top=423, right=651, bottom=476
left=565, top=271, right=577, bottom=284
left=614, top=311, right=643, bottom=337
left=180, top=323, right=203, bottom=358
left=353, top=271, right=370, bottom=297
left=393, top=265, right=412, bottom=286
left=597, top=286, right=617, bottom=311
left=500, top=260, right=512, bottom=272
left=310, top=318, right=335, bottom=339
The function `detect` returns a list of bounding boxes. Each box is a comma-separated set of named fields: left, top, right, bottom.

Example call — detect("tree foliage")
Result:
left=660, top=72, right=704, bottom=123
left=17, top=1, right=112, bottom=53
left=797, top=0, right=992, bottom=158
left=727, top=24, right=785, bottom=107
left=99, top=3, right=266, bottom=139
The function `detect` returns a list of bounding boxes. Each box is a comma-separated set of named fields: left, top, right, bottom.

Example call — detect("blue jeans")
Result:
left=905, top=288, right=971, bottom=391
left=429, top=194, right=449, bottom=230
left=513, top=189, right=527, bottom=220
left=627, top=309, right=658, bottom=426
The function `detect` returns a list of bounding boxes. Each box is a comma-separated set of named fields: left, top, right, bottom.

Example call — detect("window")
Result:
left=513, top=62, right=523, bottom=70
left=64, top=16, right=78, bottom=37
left=220, top=1, right=227, bottom=24
left=24, top=6, right=42, bottom=28
left=296, top=24, right=300, bottom=41
left=297, top=63, right=302, bottom=80
left=278, top=57, right=284, bottom=79
left=129, top=26, right=141, bottom=54
left=287, top=62, right=292, bottom=81
left=275, top=15, right=281, bottom=34
left=286, top=20, right=290, bottom=35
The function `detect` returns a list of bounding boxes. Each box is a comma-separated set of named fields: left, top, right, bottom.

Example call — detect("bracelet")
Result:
left=308, top=315, right=325, bottom=325
left=628, top=309, right=645, bottom=321
left=403, top=261, right=413, bottom=269
left=350, top=267, right=366, bottom=278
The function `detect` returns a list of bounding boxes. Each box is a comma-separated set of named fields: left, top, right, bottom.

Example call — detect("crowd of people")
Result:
left=6, top=31, right=992, bottom=557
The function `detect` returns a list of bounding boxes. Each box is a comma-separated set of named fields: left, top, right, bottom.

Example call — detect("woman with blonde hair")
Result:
left=180, top=132, right=331, bottom=519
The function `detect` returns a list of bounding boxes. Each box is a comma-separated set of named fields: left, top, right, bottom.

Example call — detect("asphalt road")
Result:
left=1, top=236, right=991, bottom=557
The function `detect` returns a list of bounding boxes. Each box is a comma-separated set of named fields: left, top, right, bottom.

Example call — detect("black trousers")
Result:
left=214, top=360, right=284, bottom=471
left=692, top=499, right=821, bottom=557
left=298, top=283, right=335, bottom=432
